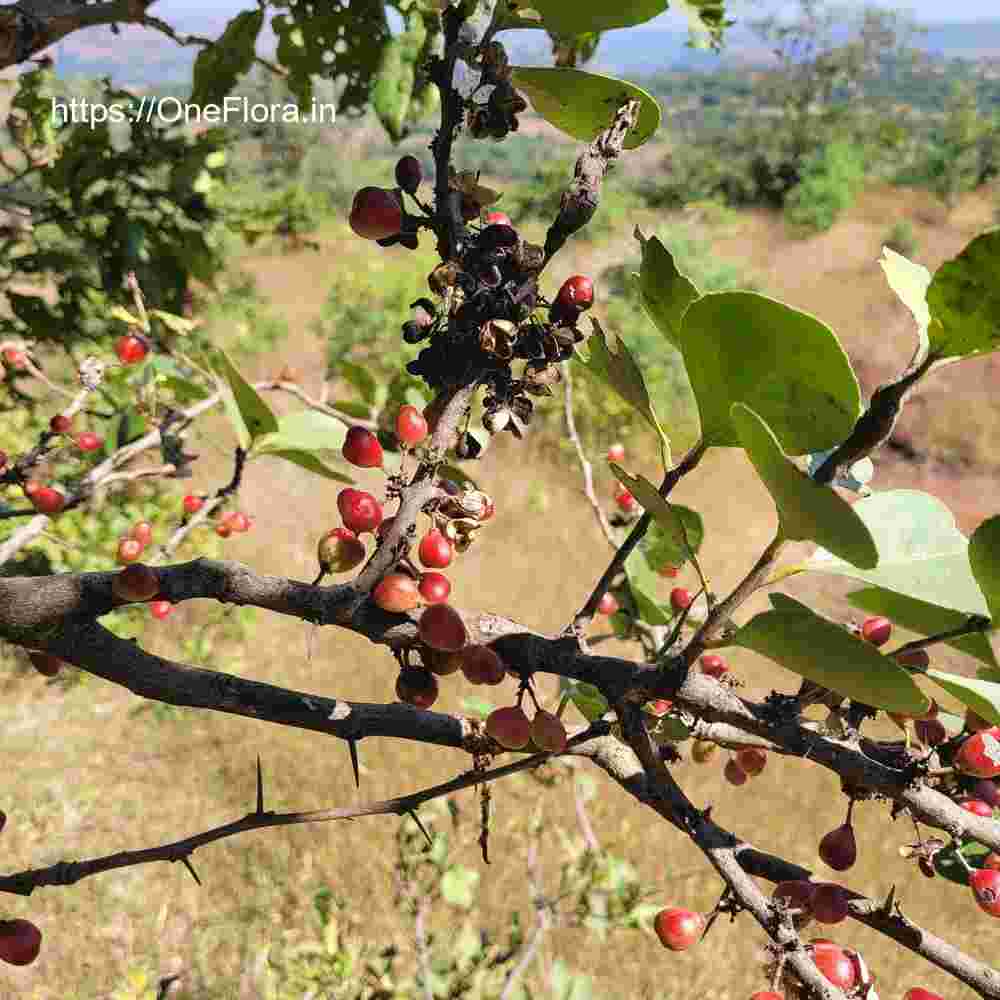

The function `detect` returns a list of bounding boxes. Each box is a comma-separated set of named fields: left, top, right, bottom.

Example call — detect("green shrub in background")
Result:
left=783, top=140, right=866, bottom=234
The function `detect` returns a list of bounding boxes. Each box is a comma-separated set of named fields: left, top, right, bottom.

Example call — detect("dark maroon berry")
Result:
left=395, top=155, right=423, bottom=194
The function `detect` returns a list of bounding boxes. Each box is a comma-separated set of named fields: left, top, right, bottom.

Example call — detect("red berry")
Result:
left=556, top=274, right=594, bottom=312
left=484, top=210, right=511, bottom=226
left=396, top=668, right=438, bottom=709
left=29, top=485, right=65, bottom=515
left=49, top=414, right=72, bottom=433
left=700, top=653, right=728, bottom=678
left=809, top=940, right=856, bottom=988
left=342, top=425, right=383, bottom=468
left=749, top=994, right=783, bottom=1000
left=0, top=450, right=7, bottom=471
left=724, top=758, right=748, bottom=786
left=653, top=907, right=703, bottom=951
left=958, top=798, right=994, bottom=817
left=811, top=883, right=850, bottom=924
left=227, top=511, right=251, bottom=533
left=418, top=529, right=453, bottom=569
left=115, top=334, right=148, bottom=365
left=418, top=602, right=467, bottom=652
left=349, top=186, right=402, bottom=240
left=818, top=822, right=857, bottom=871
left=861, top=615, right=892, bottom=646
left=182, top=494, right=203, bottom=514
left=216, top=523, right=232, bottom=538
left=486, top=706, right=532, bottom=749
left=337, top=488, right=384, bottom=535
left=531, top=709, right=568, bottom=752
left=418, top=571, right=451, bottom=604
left=394, top=155, right=422, bottom=194
left=954, top=728, right=1000, bottom=778
left=670, top=587, right=692, bottom=612
left=614, top=489, right=638, bottom=513
left=76, top=431, right=103, bottom=452
left=972, top=779, right=1000, bottom=808
left=460, top=644, right=506, bottom=685
left=28, top=651, right=62, bottom=677
left=2, top=346, right=27, bottom=369
left=150, top=600, right=172, bottom=620
left=396, top=405, right=428, bottom=446
left=0, top=919, right=42, bottom=966
left=117, top=537, right=143, bottom=565
left=130, top=521, right=153, bottom=547
left=373, top=573, right=420, bottom=613
left=318, top=527, right=366, bottom=574
left=646, top=699, right=673, bottom=717
left=607, top=442, right=625, bottom=463
left=903, top=990, right=944, bottom=1000
left=970, top=868, right=1000, bottom=917
left=735, top=747, right=767, bottom=776
left=658, top=563, right=680, bottom=578
left=597, top=592, right=619, bottom=616
left=984, top=852, right=1000, bottom=870
left=112, top=563, right=160, bottom=603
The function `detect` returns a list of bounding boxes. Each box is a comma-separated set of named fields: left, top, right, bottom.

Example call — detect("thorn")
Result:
left=349, top=739, right=360, bottom=789
left=181, top=856, right=202, bottom=886
left=879, top=884, right=896, bottom=916
left=255, top=754, right=264, bottom=814
left=409, top=809, right=433, bottom=848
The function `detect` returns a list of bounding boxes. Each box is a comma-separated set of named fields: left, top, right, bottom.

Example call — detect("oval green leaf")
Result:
left=969, top=515, right=1000, bottom=626
left=634, top=231, right=701, bottom=350
left=624, top=546, right=673, bottom=626
left=264, top=450, right=353, bottom=483
left=211, top=348, right=278, bottom=445
left=519, top=0, right=668, bottom=34
left=927, top=669, right=1000, bottom=727
left=612, top=465, right=703, bottom=566
left=255, top=409, right=349, bottom=455
left=879, top=245, right=930, bottom=365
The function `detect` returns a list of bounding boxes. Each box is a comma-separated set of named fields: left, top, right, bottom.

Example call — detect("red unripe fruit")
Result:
left=337, top=488, right=384, bottom=535
left=49, top=414, right=72, bottom=433
left=967, top=708, right=993, bottom=732
left=419, top=602, right=467, bottom=652
left=653, top=908, right=704, bottom=951
left=487, top=705, right=532, bottom=749
left=318, top=527, right=366, bottom=574
left=150, top=600, right=173, bottom=620
left=484, top=210, right=511, bottom=226
left=28, top=651, right=62, bottom=677
left=396, top=405, right=428, bottom=446
left=700, top=653, right=728, bottom=678
left=182, top=494, right=203, bottom=514
left=915, top=718, right=947, bottom=746
left=818, top=823, right=857, bottom=871
left=115, top=334, right=148, bottom=365
left=418, top=571, right=451, bottom=604
left=670, top=587, right=693, bottom=612
left=531, top=709, right=568, bottom=753
left=958, top=798, right=994, bottom=817
left=0, top=919, right=42, bottom=966
left=903, top=990, right=944, bottom=1000
left=117, top=537, right=143, bottom=565
left=749, top=994, right=783, bottom=1000
left=597, top=592, right=619, bottom=615
left=130, top=521, right=153, bottom=546
left=216, top=523, right=232, bottom=538
left=972, top=779, right=1000, bottom=808
left=460, top=644, right=506, bottom=685
left=724, top=758, right=748, bottom=786
left=809, top=940, right=856, bottom=988
left=112, top=563, right=160, bottom=603
left=2, top=346, right=27, bottom=369
left=373, top=573, right=420, bottom=613
left=29, top=485, right=65, bottom=514
left=607, top=442, right=625, bottom=463
left=76, top=431, right=103, bottom=452
left=861, top=615, right=892, bottom=646
left=897, top=647, right=930, bottom=669
left=556, top=274, right=594, bottom=312
left=811, top=883, right=850, bottom=924
left=646, top=699, right=673, bottom=717
left=349, top=186, right=402, bottom=240
left=394, top=155, right=422, bottom=194
left=226, top=511, right=251, bottom=533
left=984, top=852, right=1000, bottom=870
left=615, top=489, right=638, bottom=513
left=970, top=868, right=1000, bottom=916
left=396, top=668, right=439, bottom=709
left=735, top=747, right=767, bottom=776
left=954, top=728, right=1000, bottom=778
left=418, top=529, right=453, bottom=569
left=342, top=425, right=384, bottom=468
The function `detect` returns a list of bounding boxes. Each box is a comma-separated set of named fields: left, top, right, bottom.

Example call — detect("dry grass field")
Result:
left=1, top=185, right=997, bottom=999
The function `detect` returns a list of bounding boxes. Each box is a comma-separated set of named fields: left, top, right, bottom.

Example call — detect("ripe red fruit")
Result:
left=0, top=450, right=7, bottom=470
left=670, top=587, right=692, bottom=612
left=653, top=907, right=704, bottom=951
left=724, top=758, right=748, bottom=786
left=182, top=494, right=203, bottom=514
left=49, top=414, right=72, bottom=433
left=460, top=644, right=506, bottom=685
left=959, top=798, right=994, bottom=817
left=819, top=822, right=857, bottom=871
left=972, top=779, right=1000, bottom=808
left=0, top=918, right=42, bottom=966
left=349, top=186, right=402, bottom=240
left=115, top=334, right=148, bottom=365
left=811, top=883, right=850, bottom=924
left=396, top=405, right=429, bottom=446
left=597, top=592, right=619, bottom=616
left=809, top=940, right=856, bottom=988
left=76, top=431, right=103, bottom=452
left=700, top=653, right=728, bottom=678
left=484, top=210, right=511, bottom=226
left=226, top=511, right=252, bottom=533
left=903, top=990, right=944, bottom=1000
left=735, top=747, right=767, bottom=776
left=117, top=537, right=143, bottom=565
left=418, top=571, right=451, bottom=604
left=897, top=647, right=931, bottom=669
left=130, top=521, right=153, bottom=547
left=216, top=522, right=232, bottom=538
left=531, top=709, right=568, bottom=753
left=607, top=442, right=625, bottom=463
left=342, top=425, right=383, bottom=468
left=970, top=868, right=1000, bottom=916
left=646, top=699, right=673, bottom=717
left=396, top=668, right=439, bottom=709
left=337, top=488, right=384, bottom=535
left=418, top=529, right=453, bottom=569
left=318, top=527, right=366, bottom=574
left=954, top=728, right=1000, bottom=778
left=984, top=852, right=1000, bottom=870
left=150, top=600, right=173, bottom=620
left=614, top=489, right=638, bottom=513
left=2, top=346, right=27, bottom=369
left=487, top=705, right=532, bottom=749
left=394, top=155, right=422, bottom=194
left=419, top=602, right=467, bottom=652
left=29, top=485, right=65, bottom=515
left=749, top=994, right=783, bottom=1000
left=556, top=274, right=594, bottom=312
left=860, top=615, right=892, bottom=646
left=28, top=651, right=62, bottom=677
left=112, top=563, right=160, bottom=603
left=373, top=573, right=420, bottom=613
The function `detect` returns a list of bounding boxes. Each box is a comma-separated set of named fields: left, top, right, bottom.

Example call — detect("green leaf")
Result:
left=109, top=305, right=141, bottom=326
left=625, top=547, right=672, bottom=626
left=926, top=670, right=1000, bottom=727
left=441, top=865, right=479, bottom=909
left=634, top=232, right=700, bottom=350
left=371, top=9, right=426, bottom=141
left=731, top=404, right=877, bottom=569
left=807, top=491, right=990, bottom=616
left=879, top=245, right=930, bottom=364
left=263, top=450, right=353, bottom=483
left=255, top=410, right=349, bottom=455
left=190, top=10, right=264, bottom=107
left=926, top=229, right=1000, bottom=361
left=673, top=292, right=861, bottom=453
left=575, top=319, right=670, bottom=465
left=510, top=67, right=661, bottom=149
left=210, top=349, right=278, bottom=446
left=847, top=587, right=998, bottom=670
left=560, top=677, right=610, bottom=722
left=520, top=0, right=667, bottom=34
left=732, top=593, right=931, bottom=715
left=148, top=309, right=194, bottom=335
left=969, top=515, right=1000, bottom=625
